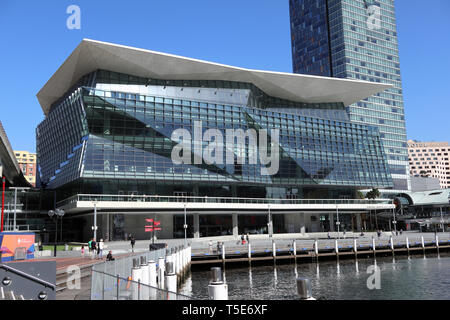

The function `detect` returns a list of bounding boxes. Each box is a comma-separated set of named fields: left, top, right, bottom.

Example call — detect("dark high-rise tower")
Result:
left=290, top=0, right=410, bottom=193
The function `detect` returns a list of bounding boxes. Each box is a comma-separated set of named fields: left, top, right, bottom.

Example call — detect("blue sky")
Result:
left=0, top=0, right=449, bottom=152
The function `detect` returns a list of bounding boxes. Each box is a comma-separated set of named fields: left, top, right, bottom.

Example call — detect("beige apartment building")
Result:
left=408, top=140, right=450, bottom=189
left=14, top=150, right=36, bottom=187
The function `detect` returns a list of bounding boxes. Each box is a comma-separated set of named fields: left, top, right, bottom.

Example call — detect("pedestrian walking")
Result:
left=241, top=234, right=246, bottom=245
left=130, top=236, right=136, bottom=252
left=91, top=239, right=97, bottom=260
left=400, top=229, right=403, bottom=236
left=246, top=233, right=250, bottom=244
left=209, top=240, right=213, bottom=254
left=98, top=239, right=104, bottom=259
left=88, top=239, right=92, bottom=255
left=217, top=241, right=222, bottom=255
left=81, top=245, right=85, bottom=258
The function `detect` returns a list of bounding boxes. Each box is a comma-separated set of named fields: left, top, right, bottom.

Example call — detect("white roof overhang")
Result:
left=37, top=39, right=392, bottom=115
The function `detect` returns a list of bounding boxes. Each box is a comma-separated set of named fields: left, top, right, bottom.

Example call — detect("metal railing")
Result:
left=92, top=249, right=166, bottom=280
left=58, top=194, right=393, bottom=208
left=91, top=248, right=191, bottom=300
left=91, top=270, right=191, bottom=300
left=0, top=264, right=56, bottom=291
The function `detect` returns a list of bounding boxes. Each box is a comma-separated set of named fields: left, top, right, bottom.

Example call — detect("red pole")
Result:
left=1, top=177, right=5, bottom=233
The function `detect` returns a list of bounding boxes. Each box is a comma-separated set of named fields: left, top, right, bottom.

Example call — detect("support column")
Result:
left=356, top=213, right=362, bottom=232
left=232, top=213, right=238, bottom=237
left=193, top=213, right=200, bottom=239
left=106, top=213, right=110, bottom=242
left=329, top=213, right=335, bottom=232
left=300, top=213, right=306, bottom=235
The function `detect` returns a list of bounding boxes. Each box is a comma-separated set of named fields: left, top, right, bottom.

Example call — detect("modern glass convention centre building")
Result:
left=36, top=39, right=394, bottom=241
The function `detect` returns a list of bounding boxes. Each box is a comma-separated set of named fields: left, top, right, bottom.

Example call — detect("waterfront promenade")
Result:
left=44, top=231, right=449, bottom=300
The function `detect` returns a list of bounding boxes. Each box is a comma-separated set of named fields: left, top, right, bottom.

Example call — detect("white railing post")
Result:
left=293, top=241, right=297, bottom=261
left=158, top=257, right=165, bottom=290
left=272, top=241, right=276, bottom=260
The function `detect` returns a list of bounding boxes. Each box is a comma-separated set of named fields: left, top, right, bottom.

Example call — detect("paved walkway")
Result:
left=35, top=231, right=450, bottom=266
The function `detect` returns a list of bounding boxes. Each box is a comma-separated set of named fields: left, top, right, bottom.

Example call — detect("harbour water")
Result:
left=179, top=253, right=450, bottom=300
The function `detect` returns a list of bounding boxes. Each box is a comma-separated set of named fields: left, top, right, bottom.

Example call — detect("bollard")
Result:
left=293, top=241, right=297, bottom=263
left=131, top=259, right=143, bottom=300
left=172, top=249, right=178, bottom=278
left=436, top=235, right=440, bottom=255
left=148, top=260, right=157, bottom=300
left=183, top=246, right=188, bottom=275
left=222, top=243, right=226, bottom=265
left=188, top=244, right=192, bottom=271
left=178, top=246, right=182, bottom=276
left=180, top=247, right=185, bottom=277
left=208, top=267, right=228, bottom=300
left=158, top=257, right=165, bottom=290
left=165, top=261, right=177, bottom=295
left=149, top=261, right=157, bottom=287
left=140, top=257, right=150, bottom=300
left=174, top=248, right=179, bottom=277
left=297, top=278, right=315, bottom=300
left=406, top=237, right=410, bottom=255
left=182, top=246, right=186, bottom=276
left=421, top=236, right=425, bottom=255
left=272, top=241, right=276, bottom=261
left=372, top=237, right=376, bottom=257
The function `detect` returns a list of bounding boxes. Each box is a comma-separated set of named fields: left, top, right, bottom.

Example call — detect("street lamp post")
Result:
left=184, top=203, right=187, bottom=247
left=336, top=206, right=340, bottom=239
left=48, top=209, right=65, bottom=257
left=393, top=207, right=397, bottom=234
left=268, top=204, right=273, bottom=238
left=92, top=200, right=98, bottom=241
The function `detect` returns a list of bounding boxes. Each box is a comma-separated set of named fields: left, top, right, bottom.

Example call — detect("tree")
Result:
left=366, top=188, right=380, bottom=200
left=419, top=170, right=429, bottom=178
left=357, top=191, right=365, bottom=199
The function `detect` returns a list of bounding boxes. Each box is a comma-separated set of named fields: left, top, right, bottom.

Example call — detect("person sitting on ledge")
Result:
left=106, top=250, right=115, bottom=261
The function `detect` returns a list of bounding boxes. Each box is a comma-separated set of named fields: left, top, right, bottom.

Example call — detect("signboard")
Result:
left=145, top=219, right=162, bottom=232
left=0, top=232, right=35, bottom=262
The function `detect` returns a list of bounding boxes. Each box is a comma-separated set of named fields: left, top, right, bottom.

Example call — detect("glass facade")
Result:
left=290, top=0, right=409, bottom=191
left=37, top=69, right=393, bottom=202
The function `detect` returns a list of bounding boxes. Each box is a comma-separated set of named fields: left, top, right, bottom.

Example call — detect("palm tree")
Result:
left=366, top=188, right=380, bottom=200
